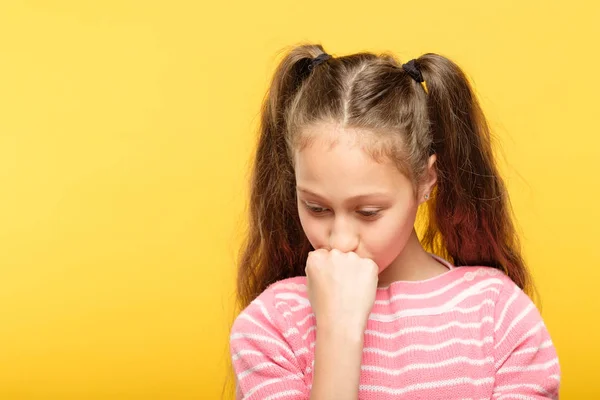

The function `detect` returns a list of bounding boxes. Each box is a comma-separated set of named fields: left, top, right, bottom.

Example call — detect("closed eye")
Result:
left=303, top=202, right=381, bottom=219
left=304, top=204, right=329, bottom=214
left=357, top=210, right=380, bottom=218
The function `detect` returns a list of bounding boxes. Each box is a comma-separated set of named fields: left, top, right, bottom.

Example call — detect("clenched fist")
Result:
left=305, top=248, right=379, bottom=332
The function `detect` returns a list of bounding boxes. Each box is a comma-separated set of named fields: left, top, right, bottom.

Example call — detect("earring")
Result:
left=424, top=193, right=429, bottom=200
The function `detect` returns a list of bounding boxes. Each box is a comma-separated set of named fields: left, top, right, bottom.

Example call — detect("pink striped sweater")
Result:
left=230, top=255, right=561, bottom=399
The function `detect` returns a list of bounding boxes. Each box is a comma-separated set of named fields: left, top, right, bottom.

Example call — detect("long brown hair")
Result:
left=236, top=43, right=533, bottom=312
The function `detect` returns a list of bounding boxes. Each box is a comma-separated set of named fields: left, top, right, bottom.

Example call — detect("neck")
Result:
left=377, top=228, right=449, bottom=287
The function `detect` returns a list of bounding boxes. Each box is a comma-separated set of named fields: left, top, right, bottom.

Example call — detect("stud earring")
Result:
left=424, top=193, right=429, bottom=200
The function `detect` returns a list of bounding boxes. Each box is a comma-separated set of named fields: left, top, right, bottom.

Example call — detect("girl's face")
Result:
left=293, top=123, right=435, bottom=273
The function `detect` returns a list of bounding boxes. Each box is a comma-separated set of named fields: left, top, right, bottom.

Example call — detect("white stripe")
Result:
left=494, top=383, right=553, bottom=397
left=252, top=299, right=273, bottom=324
left=494, top=303, right=535, bottom=349
left=296, top=313, right=315, bottom=326
left=549, top=374, right=560, bottom=381
left=264, top=389, right=304, bottom=400
left=495, top=286, right=520, bottom=332
left=242, top=374, right=303, bottom=400
left=365, top=317, right=493, bottom=339
left=275, top=301, right=310, bottom=312
left=363, top=336, right=493, bottom=358
left=232, top=349, right=263, bottom=361
left=238, top=362, right=273, bottom=380
left=452, top=299, right=495, bottom=314
left=375, top=276, right=502, bottom=305
left=230, top=333, right=294, bottom=358
left=304, top=359, right=314, bottom=375
left=295, top=347, right=309, bottom=356
left=511, top=339, right=553, bottom=357
left=498, top=358, right=559, bottom=374
left=275, top=292, right=310, bottom=304
left=282, top=327, right=300, bottom=338
left=370, top=280, right=503, bottom=322
left=302, top=325, right=317, bottom=340
left=231, top=349, right=288, bottom=364
left=362, top=356, right=494, bottom=376
left=239, top=314, right=280, bottom=338
left=495, top=321, right=545, bottom=368
left=360, top=377, right=494, bottom=395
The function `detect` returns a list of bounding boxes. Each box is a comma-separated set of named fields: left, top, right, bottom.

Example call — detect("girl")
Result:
left=229, top=43, right=560, bottom=399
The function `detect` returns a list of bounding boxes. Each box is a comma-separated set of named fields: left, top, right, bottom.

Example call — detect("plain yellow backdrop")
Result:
left=1, top=1, right=598, bottom=398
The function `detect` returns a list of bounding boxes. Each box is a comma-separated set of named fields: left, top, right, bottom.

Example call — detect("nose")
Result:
left=328, top=215, right=359, bottom=253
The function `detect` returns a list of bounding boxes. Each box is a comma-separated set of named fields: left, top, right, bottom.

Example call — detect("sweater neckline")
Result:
left=376, top=253, right=457, bottom=291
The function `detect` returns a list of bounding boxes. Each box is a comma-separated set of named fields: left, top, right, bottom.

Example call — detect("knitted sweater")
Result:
left=230, top=255, right=561, bottom=399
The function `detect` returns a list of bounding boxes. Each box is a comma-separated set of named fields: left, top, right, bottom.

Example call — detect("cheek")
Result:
left=363, top=204, right=418, bottom=270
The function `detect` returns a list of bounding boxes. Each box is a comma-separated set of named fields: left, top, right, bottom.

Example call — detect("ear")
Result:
left=418, top=154, right=438, bottom=204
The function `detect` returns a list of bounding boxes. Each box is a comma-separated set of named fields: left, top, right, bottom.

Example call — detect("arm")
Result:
left=230, top=296, right=310, bottom=400
left=492, top=283, right=561, bottom=399
left=310, top=323, right=364, bottom=400
left=230, top=292, right=365, bottom=400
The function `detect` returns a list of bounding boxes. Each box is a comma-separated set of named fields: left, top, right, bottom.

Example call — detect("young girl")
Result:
left=229, top=43, right=560, bottom=399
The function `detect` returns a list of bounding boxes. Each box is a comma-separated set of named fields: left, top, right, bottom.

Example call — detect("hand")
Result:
left=305, top=248, right=379, bottom=333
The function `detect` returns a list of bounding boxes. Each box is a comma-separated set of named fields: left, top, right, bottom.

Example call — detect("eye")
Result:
left=357, top=210, right=381, bottom=218
left=303, top=202, right=329, bottom=215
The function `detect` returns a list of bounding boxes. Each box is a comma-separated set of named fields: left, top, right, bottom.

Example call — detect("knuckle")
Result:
left=361, top=257, right=376, bottom=269
left=306, top=253, right=314, bottom=264
left=304, top=263, right=313, bottom=274
left=369, top=261, right=379, bottom=275
left=314, top=248, right=328, bottom=257
left=308, top=249, right=323, bottom=260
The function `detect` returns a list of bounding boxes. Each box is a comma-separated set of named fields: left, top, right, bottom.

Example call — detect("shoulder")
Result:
left=457, top=266, right=536, bottom=309
left=451, top=266, right=521, bottom=297
left=256, top=275, right=309, bottom=309
left=452, top=266, right=551, bottom=344
left=454, top=267, right=549, bottom=344
left=231, top=276, right=310, bottom=335
left=449, top=266, right=538, bottom=321
left=266, top=276, right=309, bottom=296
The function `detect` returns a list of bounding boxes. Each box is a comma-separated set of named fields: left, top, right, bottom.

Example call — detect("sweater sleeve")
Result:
left=229, top=290, right=310, bottom=400
left=492, top=281, right=561, bottom=399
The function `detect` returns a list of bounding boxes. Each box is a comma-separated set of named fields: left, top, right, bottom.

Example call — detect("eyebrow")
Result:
left=296, top=186, right=391, bottom=203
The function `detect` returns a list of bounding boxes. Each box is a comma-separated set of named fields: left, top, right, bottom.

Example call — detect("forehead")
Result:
left=293, top=124, right=409, bottom=194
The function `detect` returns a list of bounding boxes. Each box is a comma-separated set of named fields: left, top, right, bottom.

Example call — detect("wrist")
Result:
left=317, top=320, right=366, bottom=342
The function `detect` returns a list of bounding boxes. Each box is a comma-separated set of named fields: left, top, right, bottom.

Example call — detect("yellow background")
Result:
left=1, top=1, right=598, bottom=398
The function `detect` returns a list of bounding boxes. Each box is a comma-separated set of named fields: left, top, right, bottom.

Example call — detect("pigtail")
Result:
left=236, top=45, right=327, bottom=309
left=417, top=54, right=532, bottom=294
